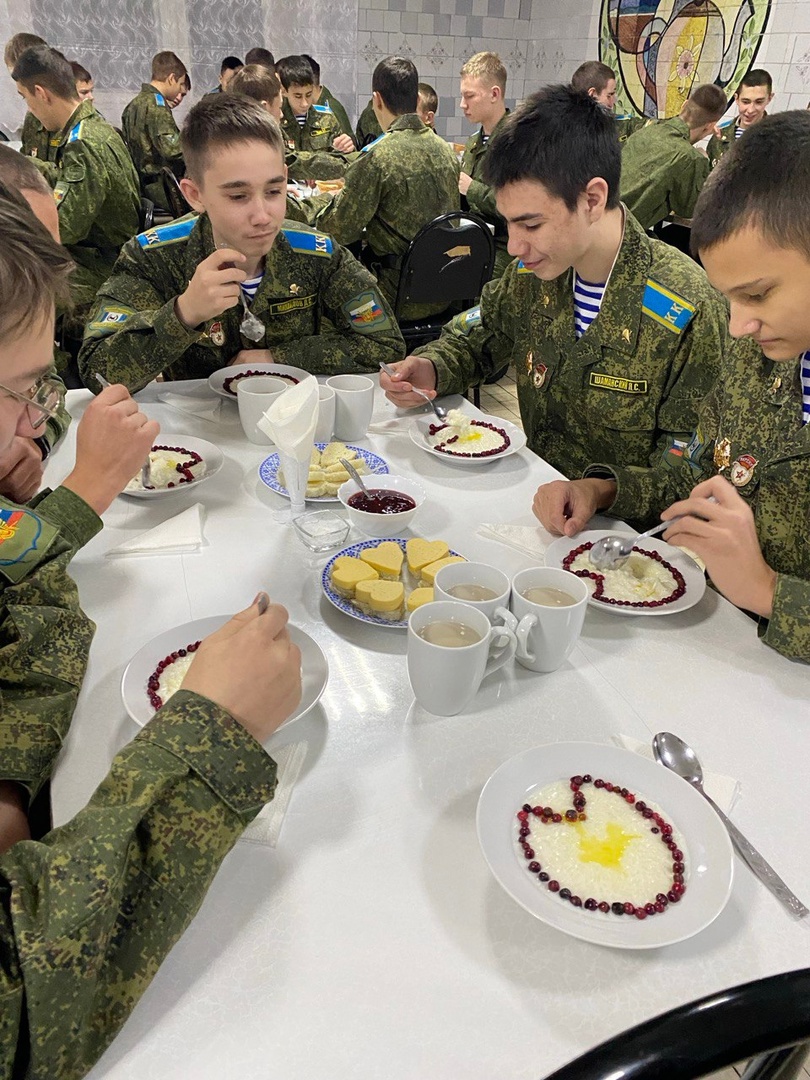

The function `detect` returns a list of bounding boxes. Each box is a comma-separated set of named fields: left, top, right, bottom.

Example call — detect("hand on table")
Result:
left=379, top=355, right=437, bottom=408
left=661, top=475, right=777, bottom=618
left=0, top=436, right=45, bottom=503
left=229, top=348, right=275, bottom=366
left=532, top=478, right=618, bottom=537
left=62, top=384, right=160, bottom=515
left=175, top=248, right=246, bottom=330
left=332, top=133, right=355, bottom=154
left=458, top=171, right=473, bottom=196
left=182, top=593, right=302, bottom=743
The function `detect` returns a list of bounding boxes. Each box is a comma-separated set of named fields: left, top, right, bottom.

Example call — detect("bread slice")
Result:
left=360, top=541, right=404, bottom=579
left=320, top=441, right=351, bottom=467
left=406, top=538, right=449, bottom=574
left=330, top=556, right=379, bottom=598
left=420, top=555, right=466, bottom=587
left=354, top=578, right=405, bottom=621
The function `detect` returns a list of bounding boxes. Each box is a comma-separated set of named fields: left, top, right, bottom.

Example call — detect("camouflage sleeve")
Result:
left=271, top=244, right=405, bottom=374
left=28, top=157, right=59, bottom=187
left=465, top=177, right=500, bottom=225
left=54, top=141, right=112, bottom=248
left=42, top=370, right=70, bottom=452
left=148, top=108, right=184, bottom=169
left=0, top=690, right=277, bottom=1080
left=419, top=266, right=516, bottom=394
left=286, top=149, right=352, bottom=182
left=0, top=487, right=102, bottom=806
left=760, top=574, right=810, bottom=662
left=668, top=152, right=711, bottom=220
left=329, top=98, right=356, bottom=143
left=312, top=156, right=383, bottom=246
left=78, top=246, right=205, bottom=393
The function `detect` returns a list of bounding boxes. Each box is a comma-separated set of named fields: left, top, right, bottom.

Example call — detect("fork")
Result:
left=378, top=361, right=447, bottom=422
left=94, top=373, right=152, bottom=489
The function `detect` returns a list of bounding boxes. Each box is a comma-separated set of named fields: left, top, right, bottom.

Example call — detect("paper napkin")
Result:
left=158, top=390, right=222, bottom=423
left=239, top=741, right=308, bottom=847
left=477, top=517, right=556, bottom=561
left=613, top=734, right=741, bottom=815
left=258, top=376, right=319, bottom=514
left=105, top=504, right=204, bottom=557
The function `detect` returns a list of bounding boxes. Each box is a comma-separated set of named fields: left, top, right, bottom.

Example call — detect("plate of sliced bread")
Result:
left=258, top=441, right=389, bottom=501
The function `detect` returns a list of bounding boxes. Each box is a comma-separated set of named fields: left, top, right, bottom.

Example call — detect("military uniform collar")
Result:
left=142, top=82, right=157, bottom=95
left=663, top=116, right=691, bottom=141
left=760, top=354, right=801, bottom=409
left=389, top=113, right=427, bottom=133
left=55, top=99, right=96, bottom=145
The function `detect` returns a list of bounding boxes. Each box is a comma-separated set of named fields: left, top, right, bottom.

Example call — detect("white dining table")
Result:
left=43, top=378, right=810, bottom=1080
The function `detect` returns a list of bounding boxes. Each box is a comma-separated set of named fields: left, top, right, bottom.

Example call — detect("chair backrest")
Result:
left=160, top=166, right=192, bottom=218
left=394, top=211, right=495, bottom=319
left=139, top=197, right=155, bottom=232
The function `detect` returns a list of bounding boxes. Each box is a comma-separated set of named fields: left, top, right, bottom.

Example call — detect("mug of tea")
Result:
left=407, top=600, right=517, bottom=716
left=433, top=561, right=511, bottom=625
left=504, top=567, right=588, bottom=672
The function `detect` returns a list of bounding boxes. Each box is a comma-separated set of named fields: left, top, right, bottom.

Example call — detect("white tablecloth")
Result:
left=43, top=379, right=810, bottom=1080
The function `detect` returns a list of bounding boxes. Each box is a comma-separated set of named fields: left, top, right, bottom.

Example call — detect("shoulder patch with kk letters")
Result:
left=641, top=279, right=696, bottom=335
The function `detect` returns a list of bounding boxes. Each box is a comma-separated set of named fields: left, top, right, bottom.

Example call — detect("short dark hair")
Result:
left=181, top=94, right=285, bottom=182
left=4, top=32, right=46, bottom=68
left=372, top=56, right=418, bottom=116
left=739, top=68, right=773, bottom=95
left=417, top=82, right=438, bottom=115
left=220, top=55, right=243, bottom=74
left=691, top=111, right=810, bottom=259
left=571, top=60, right=615, bottom=96
left=681, top=83, right=727, bottom=127
left=301, top=54, right=320, bottom=84
left=276, top=54, right=314, bottom=91
left=0, top=142, right=52, bottom=196
left=227, top=64, right=282, bottom=106
left=12, top=45, right=77, bottom=101
left=245, top=47, right=275, bottom=70
left=151, top=50, right=187, bottom=82
left=70, top=60, right=92, bottom=83
left=483, top=84, right=621, bottom=210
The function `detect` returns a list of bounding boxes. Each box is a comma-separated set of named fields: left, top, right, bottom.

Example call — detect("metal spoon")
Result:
left=653, top=731, right=808, bottom=919
left=589, top=496, right=718, bottom=571
left=340, top=457, right=378, bottom=504
left=237, top=291, right=265, bottom=343
left=379, top=360, right=447, bottom=421
left=95, top=373, right=152, bottom=489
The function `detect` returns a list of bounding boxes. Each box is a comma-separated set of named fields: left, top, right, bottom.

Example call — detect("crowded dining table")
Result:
left=43, top=374, right=810, bottom=1080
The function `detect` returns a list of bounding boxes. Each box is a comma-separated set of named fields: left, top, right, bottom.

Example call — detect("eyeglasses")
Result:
left=0, top=374, right=65, bottom=430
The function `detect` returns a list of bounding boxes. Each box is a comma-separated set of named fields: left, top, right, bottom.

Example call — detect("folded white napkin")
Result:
left=158, top=390, right=222, bottom=423
left=258, top=376, right=319, bottom=513
left=239, top=741, right=308, bottom=846
left=613, top=734, right=741, bottom=815
left=105, top=504, right=204, bottom=557
left=477, top=517, right=555, bottom=560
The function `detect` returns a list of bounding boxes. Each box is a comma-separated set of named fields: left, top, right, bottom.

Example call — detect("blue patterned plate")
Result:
left=259, top=444, right=389, bottom=502
left=321, top=537, right=463, bottom=629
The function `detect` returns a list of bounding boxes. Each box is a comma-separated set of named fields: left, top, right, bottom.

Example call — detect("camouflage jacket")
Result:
left=461, top=111, right=510, bottom=279
left=706, top=116, right=755, bottom=170
left=421, top=209, right=728, bottom=480
left=590, top=335, right=810, bottom=663
left=355, top=99, right=383, bottom=148
left=319, top=85, right=355, bottom=144
left=78, top=213, right=405, bottom=391
left=620, top=117, right=710, bottom=230
left=280, top=98, right=343, bottom=153
left=122, top=83, right=185, bottom=208
left=50, top=100, right=141, bottom=305
left=310, top=113, right=461, bottom=320
left=20, top=111, right=55, bottom=163
left=614, top=113, right=647, bottom=144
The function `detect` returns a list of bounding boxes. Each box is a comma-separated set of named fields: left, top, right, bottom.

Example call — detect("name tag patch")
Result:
left=589, top=372, right=648, bottom=394
left=265, top=294, right=317, bottom=317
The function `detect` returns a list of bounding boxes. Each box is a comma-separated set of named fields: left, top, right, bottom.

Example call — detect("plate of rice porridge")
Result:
left=121, top=435, right=223, bottom=499
left=410, top=408, right=526, bottom=465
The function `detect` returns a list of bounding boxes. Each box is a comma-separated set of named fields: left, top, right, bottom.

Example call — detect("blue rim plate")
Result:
left=322, top=537, right=463, bottom=629
left=259, top=444, right=389, bottom=502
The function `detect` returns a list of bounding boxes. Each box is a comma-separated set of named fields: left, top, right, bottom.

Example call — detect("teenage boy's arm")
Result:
left=311, top=155, right=383, bottom=246
left=148, top=105, right=184, bottom=171
left=53, top=142, right=111, bottom=248
left=463, top=172, right=501, bottom=225
left=669, top=151, right=711, bottom=222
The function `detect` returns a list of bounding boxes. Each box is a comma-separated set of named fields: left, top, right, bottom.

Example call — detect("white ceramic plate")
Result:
left=207, top=362, right=311, bottom=400
left=409, top=412, right=527, bottom=466
left=121, top=615, right=328, bottom=733
left=545, top=530, right=707, bottom=617
left=321, top=537, right=463, bottom=629
left=259, top=444, right=389, bottom=503
left=120, top=435, right=224, bottom=499
left=477, top=742, right=733, bottom=949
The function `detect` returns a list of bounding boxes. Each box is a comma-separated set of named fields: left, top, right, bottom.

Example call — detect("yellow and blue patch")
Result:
left=641, top=279, right=696, bottom=335
left=154, top=91, right=167, bottom=107
left=516, top=261, right=533, bottom=274
left=67, top=121, right=84, bottom=143
left=85, top=304, right=138, bottom=337
left=282, top=227, right=333, bottom=257
left=137, top=214, right=197, bottom=249
left=0, top=506, right=56, bottom=583
left=312, top=102, right=332, bottom=114
left=343, top=290, right=392, bottom=334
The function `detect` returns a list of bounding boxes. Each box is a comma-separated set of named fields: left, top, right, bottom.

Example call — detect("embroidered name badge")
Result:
left=265, top=294, right=316, bottom=316
left=343, top=290, right=392, bottom=334
left=589, top=372, right=648, bottom=394
left=641, top=280, right=696, bottom=335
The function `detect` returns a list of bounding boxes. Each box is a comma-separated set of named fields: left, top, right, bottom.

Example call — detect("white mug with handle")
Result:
left=502, top=567, right=589, bottom=673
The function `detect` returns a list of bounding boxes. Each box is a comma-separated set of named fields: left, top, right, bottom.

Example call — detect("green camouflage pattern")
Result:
left=20, top=111, right=55, bottom=163
left=706, top=118, right=751, bottom=170
left=620, top=117, right=710, bottom=230
left=460, top=111, right=510, bottom=279
left=0, top=688, right=277, bottom=1079
left=318, top=85, right=355, bottom=144
left=310, top=113, right=460, bottom=320
left=614, top=114, right=647, bottom=144
left=421, top=209, right=728, bottom=480
left=285, top=147, right=357, bottom=182
left=78, top=213, right=405, bottom=390
left=355, top=99, right=383, bottom=148
left=42, top=370, right=70, bottom=454
left=121, top=83, right=185, bottom=208
left=280, top=98, right=343, bottom=153
left=591, top=335, right=810, bottom=661
left=50, top=100, right=141, bottom=312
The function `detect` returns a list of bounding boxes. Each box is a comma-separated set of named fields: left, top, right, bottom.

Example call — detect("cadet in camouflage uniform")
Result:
left=12, top=47, right=141, bottom=313
left=706, top=69, right=774, bottom=169
left=277, top=55, right=346, bottom=155
left=620, top=83, right=727, bottom=230
left=356, top=98, right=383, bottom=147
left=615, top=114, right=647, bottom=143
left=122, top=51, right=190, bottom=208
left=0, top=191, right=302, bottom=1076
left=307, top=56, right=460, bottom=321
left=382, top=86, right=728, bottom=481
left=302, top=54, right=356, bottom=145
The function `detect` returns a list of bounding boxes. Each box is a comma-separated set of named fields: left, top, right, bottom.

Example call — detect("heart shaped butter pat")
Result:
left=420, top=555, right=466, bottom=586
left=360, top=541, right=404, bottom=579
left=355, top=578, right=405, bottom=621
left=406, top=586, right=434, bottom=612
left=330, top=556, right=379, bottom=598
left=406, top=538, right=449, bottom=573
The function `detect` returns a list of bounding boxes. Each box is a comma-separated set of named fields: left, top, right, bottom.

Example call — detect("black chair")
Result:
left=160, top=166, right=192, bottom=219
left=542, top=969, right=810, bottom=1080
left=139, top=197, right=155, bottom=232
left=393, top=210, right=495, bottom=353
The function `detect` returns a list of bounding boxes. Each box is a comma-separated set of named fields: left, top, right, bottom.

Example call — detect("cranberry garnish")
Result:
left=611, top=902, right=624, bottom=915
left=584, top=898, right=597, bottom=911
left=623, top=902, right=635, bottom=915
left=598, top=901, right=610, bottom=913
left=528, top=862, right=541, bottom=873
left=548, top=880, right=560, bottom=893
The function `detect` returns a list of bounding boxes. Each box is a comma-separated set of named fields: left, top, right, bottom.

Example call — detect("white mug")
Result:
left=315, top=383, right=336, bottom=444
left=407, top=600, right=517, bottom=716
left=237, top=376, right=289, bottom=445
left=502, top=567, right=588, bottom=673
left=433, top=562, right=512, bottom=625
left=326, top=374, right=374, bottom=440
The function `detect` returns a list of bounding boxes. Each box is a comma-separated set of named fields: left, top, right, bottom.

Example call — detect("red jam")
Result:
left=347, top=490, right=416, bottom=515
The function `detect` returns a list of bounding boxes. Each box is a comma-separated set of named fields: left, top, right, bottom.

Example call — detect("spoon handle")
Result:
left=700, top=786, right=809, bottom=918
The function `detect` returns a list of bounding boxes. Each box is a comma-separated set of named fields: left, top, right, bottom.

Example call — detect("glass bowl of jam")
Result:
left=338, top=474, right=426, bottom=537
